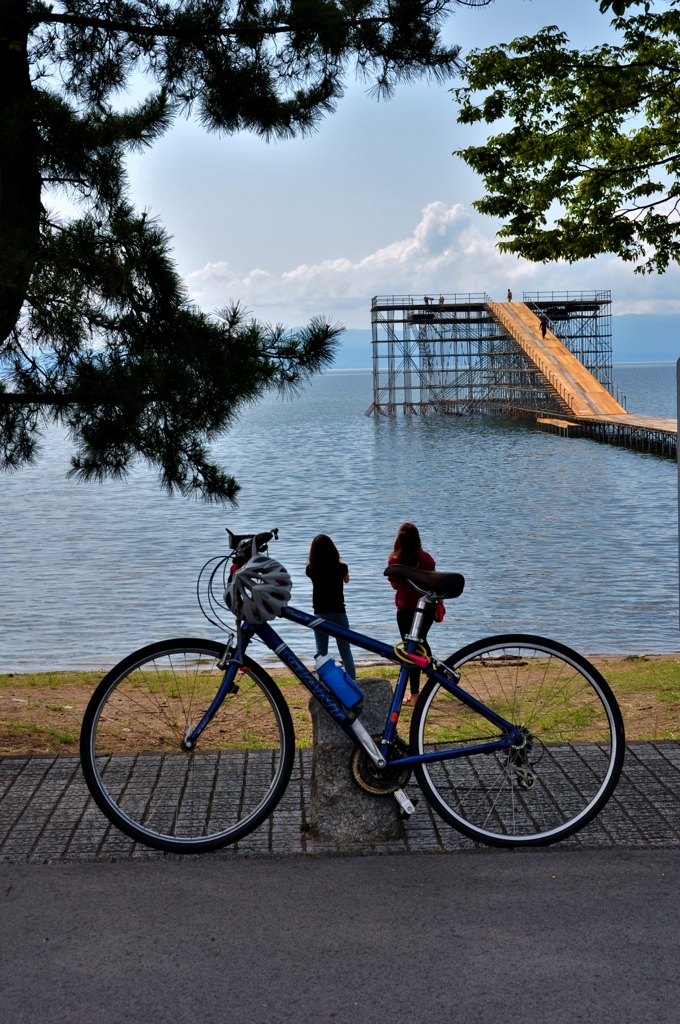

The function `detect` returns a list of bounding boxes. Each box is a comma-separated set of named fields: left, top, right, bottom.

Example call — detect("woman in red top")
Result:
left=387, top=522, right=435, bottom=706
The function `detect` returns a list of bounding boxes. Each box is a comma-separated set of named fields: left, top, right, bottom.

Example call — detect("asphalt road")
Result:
left=1, top=848, right=679, bottom=1024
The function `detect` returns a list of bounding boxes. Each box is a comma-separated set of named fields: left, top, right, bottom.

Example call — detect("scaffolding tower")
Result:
left=367, top=291, right=616, bottom=419
left=523, top=291, right=625, bottom=409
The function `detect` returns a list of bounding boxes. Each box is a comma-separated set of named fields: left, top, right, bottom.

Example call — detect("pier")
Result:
left=366, top=291, right=677, bottom=456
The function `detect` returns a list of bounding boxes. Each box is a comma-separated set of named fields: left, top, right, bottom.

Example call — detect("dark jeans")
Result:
left=397, top=607, right=434, bottom=694
left=314, top=611, right=356, bottom=679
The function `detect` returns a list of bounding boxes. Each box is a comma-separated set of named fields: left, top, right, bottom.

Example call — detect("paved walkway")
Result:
left=2, top=742, right=680, bottom=862
left=4, top=851, right=680, bottom=1024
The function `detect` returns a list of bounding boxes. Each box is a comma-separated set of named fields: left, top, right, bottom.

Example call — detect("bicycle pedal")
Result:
left=394, top=788, right=416, bottom=817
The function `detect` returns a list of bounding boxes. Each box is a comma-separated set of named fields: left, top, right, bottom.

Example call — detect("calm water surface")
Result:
left=0, top=363, right=677, bottom=670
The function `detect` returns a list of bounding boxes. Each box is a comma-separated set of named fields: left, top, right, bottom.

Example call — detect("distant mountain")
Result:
left=330, top=316, right=680, bottom=368
left=332, top=328, right=372, bottom=369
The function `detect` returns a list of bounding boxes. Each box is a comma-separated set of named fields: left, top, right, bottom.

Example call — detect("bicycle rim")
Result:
left=411, top=635, right=625, bottom=847
left=80, top=640, right=294, bottom=852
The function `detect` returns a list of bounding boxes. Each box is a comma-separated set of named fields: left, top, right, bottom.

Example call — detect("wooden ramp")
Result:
left=488, top=301, right=626, bottom=417
left=489, top=301, right=677, bottom=452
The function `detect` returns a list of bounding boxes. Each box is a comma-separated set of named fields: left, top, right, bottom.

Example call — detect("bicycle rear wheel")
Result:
left=80, top=639, right=295, bottom=853
left=410, top=635, right=624, bottom=847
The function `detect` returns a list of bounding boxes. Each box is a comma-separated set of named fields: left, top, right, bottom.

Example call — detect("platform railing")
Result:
left=372, top=293, right=490, bottom=308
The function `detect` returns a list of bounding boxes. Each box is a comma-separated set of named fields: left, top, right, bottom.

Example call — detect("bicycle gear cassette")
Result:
left=351, top=735, right=412, bottom=795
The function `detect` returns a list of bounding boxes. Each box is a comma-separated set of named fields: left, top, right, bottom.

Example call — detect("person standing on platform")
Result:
left=306, top=534, right=356, bottom=679
left=387, top=523, right=436, bottom=706
left=507, top=288, right=513, bottom=301
left=540, top=316, right=549, bottom=339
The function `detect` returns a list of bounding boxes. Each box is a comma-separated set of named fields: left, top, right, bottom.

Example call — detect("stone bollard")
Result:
left=308, top=677, right=403, bottom=843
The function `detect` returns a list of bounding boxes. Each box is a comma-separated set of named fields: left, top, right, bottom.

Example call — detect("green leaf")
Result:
left=454, top=4, right=680, bottom=273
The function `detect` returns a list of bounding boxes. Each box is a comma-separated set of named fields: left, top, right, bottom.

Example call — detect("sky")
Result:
left=119, top=0, right=680, bottom=330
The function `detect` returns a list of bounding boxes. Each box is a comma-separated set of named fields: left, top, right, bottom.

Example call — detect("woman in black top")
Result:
left=305, top=534, right=356, bottom=679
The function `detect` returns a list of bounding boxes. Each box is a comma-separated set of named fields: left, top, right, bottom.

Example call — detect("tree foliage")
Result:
left=454, top=0, right=680, bottom=274
left=1, top=0, right=487, bottom=500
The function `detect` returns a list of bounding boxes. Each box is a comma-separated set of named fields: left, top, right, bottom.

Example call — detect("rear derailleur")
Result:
left=506, top=728, right=538, bottom=791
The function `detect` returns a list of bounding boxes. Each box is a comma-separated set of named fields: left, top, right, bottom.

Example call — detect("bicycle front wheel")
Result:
left=411, top=635, right=625, bottom=847
left=80, top=639, right=295, bottom=853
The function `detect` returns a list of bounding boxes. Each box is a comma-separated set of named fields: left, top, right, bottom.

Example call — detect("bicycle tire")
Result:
left=80, top=638, right=295, bottom=853
left=410, top=634, right=625, bottom=847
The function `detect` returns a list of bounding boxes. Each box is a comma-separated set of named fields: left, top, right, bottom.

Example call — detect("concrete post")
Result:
left=308, top=677, right=403, bottom=843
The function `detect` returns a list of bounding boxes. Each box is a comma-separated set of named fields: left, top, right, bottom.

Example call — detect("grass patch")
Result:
left=2, top=655, right=680, bottom=755
left=590, top=654, right=680, bottom=740
left=0, top=670, right=104, bottom=691
left=5, top=719, right=78, bottom=748
left=0, top=671, right=103, bottom=755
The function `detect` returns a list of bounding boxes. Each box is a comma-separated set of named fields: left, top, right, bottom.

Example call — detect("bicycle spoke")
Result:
left=414, top=637, right=623, bottom=845
left=82, top=644, right=293, bottom=851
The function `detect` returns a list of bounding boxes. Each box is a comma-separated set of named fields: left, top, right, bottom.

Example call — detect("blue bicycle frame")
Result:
left=187, top=605, right=523, bottom=767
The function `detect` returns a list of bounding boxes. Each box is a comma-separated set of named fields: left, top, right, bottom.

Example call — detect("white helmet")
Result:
left=224, top=555, right=292, bottom=624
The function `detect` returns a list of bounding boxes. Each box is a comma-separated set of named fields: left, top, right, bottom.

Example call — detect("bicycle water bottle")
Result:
left=314, top=655, right=364, bottom=710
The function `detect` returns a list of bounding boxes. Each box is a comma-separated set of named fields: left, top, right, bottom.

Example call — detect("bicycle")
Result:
left=80, top=528, right=625, bottom=853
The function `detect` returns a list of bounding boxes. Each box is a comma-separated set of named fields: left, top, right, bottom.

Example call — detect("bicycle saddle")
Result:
left=383, top=565, right=465, bottom=599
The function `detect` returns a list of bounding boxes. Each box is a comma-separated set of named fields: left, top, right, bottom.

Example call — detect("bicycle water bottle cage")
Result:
left=315, top=656, right=364, bottom=711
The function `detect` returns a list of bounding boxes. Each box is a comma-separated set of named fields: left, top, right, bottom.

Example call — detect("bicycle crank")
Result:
left=350, top=735, right=412, bottom=795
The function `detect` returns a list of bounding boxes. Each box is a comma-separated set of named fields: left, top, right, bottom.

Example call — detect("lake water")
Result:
left=0, top=362, right=677, bottom=671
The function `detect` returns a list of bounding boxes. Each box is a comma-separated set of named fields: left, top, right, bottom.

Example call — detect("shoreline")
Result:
left=3, top=649, right=680, bottom=676
left=2, top=652, right=680, bottom=756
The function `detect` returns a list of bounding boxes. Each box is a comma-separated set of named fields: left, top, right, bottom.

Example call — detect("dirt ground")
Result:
left=0, top=665, right=397, bottom=756
left=1, top=654, right=679, bottom=756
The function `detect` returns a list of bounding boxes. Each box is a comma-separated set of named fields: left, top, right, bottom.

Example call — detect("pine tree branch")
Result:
left=40, top=10, right=403, bottom=37
left=0, top=393, right=157, bottom=403
left=1, top=0, right=478, bottom=497
left=0, top=0, right=42, bottom=341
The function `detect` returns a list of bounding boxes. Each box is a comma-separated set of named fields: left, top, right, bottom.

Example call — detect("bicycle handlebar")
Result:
left=226, top=528, right=279, bottom=567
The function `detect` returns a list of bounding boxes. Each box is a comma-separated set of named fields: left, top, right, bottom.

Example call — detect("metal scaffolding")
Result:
left=523, top=290, right=624, bottom=408
left=367, top=293, right=577, bottom=418
left=366, top=290, right=676, bottom=458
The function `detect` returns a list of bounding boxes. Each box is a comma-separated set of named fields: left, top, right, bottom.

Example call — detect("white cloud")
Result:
left=186, top=202, right=680, bottom=327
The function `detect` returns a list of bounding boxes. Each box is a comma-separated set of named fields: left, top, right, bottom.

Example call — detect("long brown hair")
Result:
left=308, top=534, right=342, bottom=571
left=390, top=522, right=423, bottom=567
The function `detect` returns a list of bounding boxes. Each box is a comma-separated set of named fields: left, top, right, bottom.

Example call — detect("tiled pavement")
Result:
left=1, top=742, right=680, bottom=863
